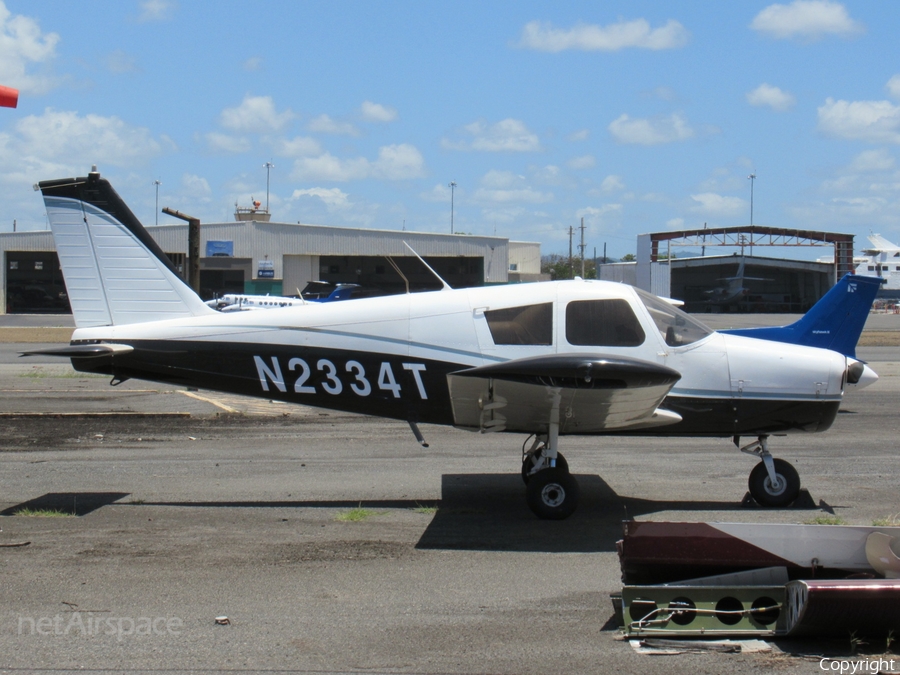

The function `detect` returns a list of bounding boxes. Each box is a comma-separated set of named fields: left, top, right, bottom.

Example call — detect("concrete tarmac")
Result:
left=0, top=340, right=899, bottom=674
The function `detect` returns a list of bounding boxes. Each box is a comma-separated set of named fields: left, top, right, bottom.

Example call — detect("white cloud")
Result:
left=887, top=75, right=900, bottom=101
left=667, top=217, right=685, bottom=229
left=307, top=114, right=359, bottom=136
left=421, top=183, right=453, bottom=202
left=601, top=175, right=625, bottom=193
left=243, top=56, right=263, bottom=72
left=473, top=170, right=552, bottom=204
left=644, top=86, right=678, bottom=102
left=518, top=18, right=689, bottom=52
left=220, top=95, right=294, bottom=133
left=291, top=187, right=351, bottom=210
left=360, top=100, right=397, bottom=123
left=568, top=129, right=590, bottom=142
left=576, top=204, right=622, bottom=222
left=849, top=149, right=896, bottom=173
left=750, top=1, right=862, bottom=40
left=138, top=0, right=175, bottom=22
left=276, top=136, right=322, bottom=158
left=0, top=2, right=60, bottom=94
left=373, top=144, right=426, bottom=179
left=608, top=113, right=694, bottom=145
left=204, top=132, right=251, bottom=154
left=817, top=97, right=900, bottom=143
left=443, top=118, right=541, bottom=152
left=290, top=144, right=426, bottom=182
left=181, top=173, right=212, bottom=199
left=747, top=83, right=796, bottom=111
left=690, top=192, right=746, bottom=216
left=481, top=170, right=520, bottom=189
left=567, top=155, right=595, bottom=170
left=0, top=109, right=167, bottom=188
left=105, top=49, right=139, bottom=75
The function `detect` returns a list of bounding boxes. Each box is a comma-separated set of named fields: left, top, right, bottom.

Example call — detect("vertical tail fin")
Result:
left=38, top=169, right=213, bottom=328
left=720, top=274, right=883, bottom=358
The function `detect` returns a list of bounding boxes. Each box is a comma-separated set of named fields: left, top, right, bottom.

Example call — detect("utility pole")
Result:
left=578, top=217, right=586, bottom=277
left=448, top=181, right=457, bottom=234
left=568, top=225, right=574, bottom=278
left=748, top=173, right=756, bottom=225
left=264, top=162, right=274, bottom=213
left=153, top=179, right=161, bottom=226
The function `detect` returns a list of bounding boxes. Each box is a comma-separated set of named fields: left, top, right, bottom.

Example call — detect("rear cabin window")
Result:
left=485, top=303, right=552, bottom=345
left=565, top=299, right=645, bottom=347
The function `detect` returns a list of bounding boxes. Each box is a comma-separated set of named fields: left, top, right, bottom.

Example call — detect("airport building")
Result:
left=0, top=217, right=543, bottom=314
left=600, top=226, right=855, bottom=313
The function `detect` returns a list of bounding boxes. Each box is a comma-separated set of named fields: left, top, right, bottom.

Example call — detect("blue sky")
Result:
left=2, top=1, right=899, bottom=259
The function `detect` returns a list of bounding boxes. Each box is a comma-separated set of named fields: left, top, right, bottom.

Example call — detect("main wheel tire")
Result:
left=521, top=451, right=568, bottom=484
left=748, top=458, right=801, bottom=507
left=525, top=467, right=579, bottom=520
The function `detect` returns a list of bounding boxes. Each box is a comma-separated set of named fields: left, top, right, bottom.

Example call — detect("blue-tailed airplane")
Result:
left=25, top=169, right=882, bottom=519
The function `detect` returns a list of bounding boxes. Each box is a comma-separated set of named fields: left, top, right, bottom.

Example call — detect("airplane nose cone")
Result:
left=846, top=359, right=879, bottom=391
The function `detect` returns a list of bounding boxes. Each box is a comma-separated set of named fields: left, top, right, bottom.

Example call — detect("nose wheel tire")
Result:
left=748, top=458, right=801, bottom=507
left=525, top=467, right=580, bottom=520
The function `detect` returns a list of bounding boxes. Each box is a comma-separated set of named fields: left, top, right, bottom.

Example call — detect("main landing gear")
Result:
left=522, top=434, right=579, bottom=520
left=736, top=435, right=802, bottom=507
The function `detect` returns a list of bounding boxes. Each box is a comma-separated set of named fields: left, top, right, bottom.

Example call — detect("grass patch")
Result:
left=13, top=507, right=75, bottom=517
left=873, top=514, right=900, bottom=527
left=804, top=514, right=848, bottom=525
left=335, top=506, right=380, bottom=522
left=412, top=504, right=438, bottom=515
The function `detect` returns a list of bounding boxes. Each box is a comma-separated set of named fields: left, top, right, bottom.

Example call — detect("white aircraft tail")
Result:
left=866, top=234, right=900, bottom=253
left=37, top=169, right=213, bottom=328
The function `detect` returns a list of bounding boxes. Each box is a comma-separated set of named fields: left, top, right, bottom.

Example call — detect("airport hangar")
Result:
left=0, top=211, right=544, bottom=314
left=599, top=225, right=857, bottom=313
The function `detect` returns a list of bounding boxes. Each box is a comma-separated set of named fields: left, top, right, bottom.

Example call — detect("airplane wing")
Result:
left=447, top=354, right=681, bottom=434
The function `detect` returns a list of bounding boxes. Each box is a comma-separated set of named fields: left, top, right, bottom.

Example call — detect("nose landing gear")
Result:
left=736, top=436, right=802, bottom=507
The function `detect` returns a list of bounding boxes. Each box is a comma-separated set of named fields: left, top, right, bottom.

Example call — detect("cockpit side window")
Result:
left=485, top=303, right=553, bottom=345
left=565, top=299, right=645, bottom=347
left=635, top=288, right=713, bottom=347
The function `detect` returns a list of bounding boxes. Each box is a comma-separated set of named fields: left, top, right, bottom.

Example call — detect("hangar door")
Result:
left=5, top=251, right=71, bottom=314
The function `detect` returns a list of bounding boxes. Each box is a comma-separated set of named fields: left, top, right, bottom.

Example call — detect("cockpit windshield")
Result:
left=635, top=288, right=713, bottom=347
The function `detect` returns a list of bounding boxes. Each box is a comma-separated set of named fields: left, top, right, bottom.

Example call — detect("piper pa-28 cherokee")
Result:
left=27, top=169, right=881, bottom=519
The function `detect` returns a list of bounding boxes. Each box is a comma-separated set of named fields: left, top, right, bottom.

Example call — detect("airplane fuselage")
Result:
left=67, top=279, right=847, bottom=438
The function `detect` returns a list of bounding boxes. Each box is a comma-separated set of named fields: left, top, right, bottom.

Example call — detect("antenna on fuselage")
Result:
left=385, top=256, right=410, bottom=294
left=402, top=241, right=452, bottom=291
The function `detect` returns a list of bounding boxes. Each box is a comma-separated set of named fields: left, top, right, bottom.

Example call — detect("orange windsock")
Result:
left=0, top=85, right=18, bottom=108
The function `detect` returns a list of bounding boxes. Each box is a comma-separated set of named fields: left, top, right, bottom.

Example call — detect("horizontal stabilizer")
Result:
left=720, top=274, right=883, bottom=358
left=20, top=343, right=134, bottom=359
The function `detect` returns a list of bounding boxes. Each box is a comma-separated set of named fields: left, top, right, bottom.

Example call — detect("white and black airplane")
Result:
left=26, top=169, right=882, bottom=519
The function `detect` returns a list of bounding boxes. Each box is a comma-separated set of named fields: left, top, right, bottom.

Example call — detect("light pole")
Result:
left=448, top=181, right=456, bottom=234
left=153, top=179, right=161, bottom=226
left=263, top=162, right=274, bottom=213
left=748, top=173, right=756, bottom=225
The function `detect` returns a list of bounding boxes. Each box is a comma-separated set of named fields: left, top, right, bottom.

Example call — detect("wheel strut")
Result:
left=735, top=435, right=781, bottom=490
